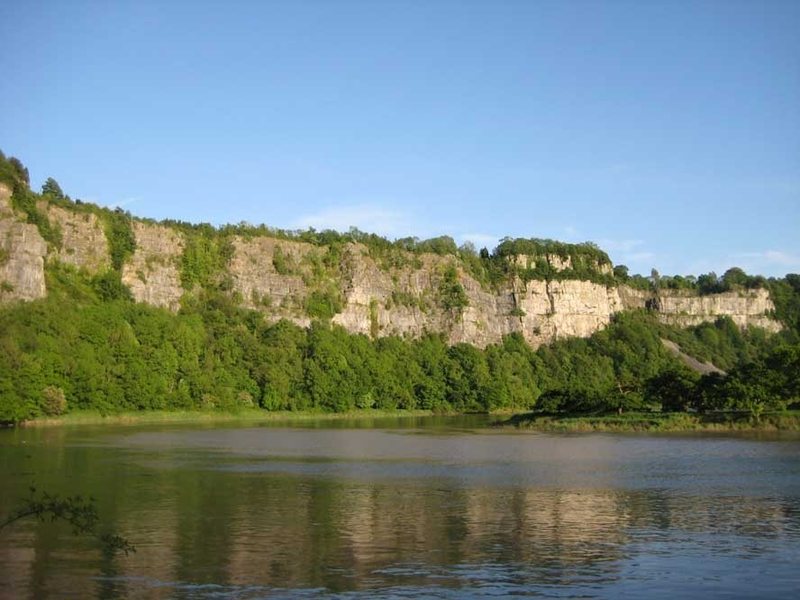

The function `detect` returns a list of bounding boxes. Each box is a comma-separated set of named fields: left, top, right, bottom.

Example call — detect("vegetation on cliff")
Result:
left=1, top=152, right=799, bottom=426
left=1, top=256, right=797, bottom=424
left=0, top=152, right=778, bottom=302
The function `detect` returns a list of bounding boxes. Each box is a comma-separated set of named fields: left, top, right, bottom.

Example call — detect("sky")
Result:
left=1, top=0, right=798, bottom=277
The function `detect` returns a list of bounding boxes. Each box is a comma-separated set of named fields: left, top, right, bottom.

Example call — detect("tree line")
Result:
left=1, top=258, right=797, bottom=423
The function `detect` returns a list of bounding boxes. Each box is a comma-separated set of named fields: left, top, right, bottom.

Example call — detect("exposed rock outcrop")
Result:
left=0, top=184, right=47, bottom=302
left=334, top=246, right=453, bottom=340
left=0, top=190, right=784, bottom=344
left=121, top=222, right=185, bottom=311
left=655, top=288, right=780, bottom=332
left=229, top=236, right=332, bottom=327
left=335, top=249, right=634, bottom=348
left=519, top=280, right=624, bottom=346
left=42, top=203, right=110, bottom=273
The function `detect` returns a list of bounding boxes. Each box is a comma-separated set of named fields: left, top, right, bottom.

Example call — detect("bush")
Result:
left=305, top=290, right=342, bottom=320
left=106, top=210, right=136, bottom=271
left=42, top=386, right=67, bottom=416
left=439, top=266, right=468, bottom=312
left=92, top=271, right=133, bottom=301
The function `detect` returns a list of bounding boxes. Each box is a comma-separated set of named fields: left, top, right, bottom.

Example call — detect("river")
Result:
left=1, top=416, right=799, bottom=598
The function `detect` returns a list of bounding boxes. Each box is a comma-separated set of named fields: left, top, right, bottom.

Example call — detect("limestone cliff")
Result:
left=229, top=236, right=327, bottom=327
left=41, top=202, right=110, bottom=273
left=121, top=222, right=185, bottom=311
left=0, top=188, right=784, bottom=346
left=332, top=255, right=628, bottom=348
left=0, top=184, right=47, bottom=302
left=654, top=288, right=780, bottom=332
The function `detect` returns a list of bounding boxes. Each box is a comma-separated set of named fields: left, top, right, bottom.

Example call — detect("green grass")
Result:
left=503, top=411, right=800, bottom=432
left=20, top=408, right=448, bottom=428
left=20, top=408, right=800, bottom=433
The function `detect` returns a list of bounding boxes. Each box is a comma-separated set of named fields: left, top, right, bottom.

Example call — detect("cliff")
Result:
left=39, top=201, right=110, bottom=273
left=0, top=183, right=783, bottom=347
left=121, top=221, right=185, bottom=311
left=0, top=185, right=47, bottom=301
left=652, top=289, right=778, bottom=331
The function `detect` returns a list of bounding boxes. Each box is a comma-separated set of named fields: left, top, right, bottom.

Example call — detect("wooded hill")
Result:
left=1, top=152, right=798, bottom=423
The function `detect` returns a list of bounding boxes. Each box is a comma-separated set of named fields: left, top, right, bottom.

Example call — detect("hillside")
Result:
left=1, top=153, right=798, bottom=424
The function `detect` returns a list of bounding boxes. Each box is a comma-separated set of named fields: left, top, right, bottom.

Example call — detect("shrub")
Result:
left=42, top=386, right=68, bottom=416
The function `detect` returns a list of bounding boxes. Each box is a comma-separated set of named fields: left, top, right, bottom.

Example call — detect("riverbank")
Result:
left=503, top=411, right=800, bottom=432
left=16, top=408, right=800, bottom=432
left=17, top=408, right=450, bottom=428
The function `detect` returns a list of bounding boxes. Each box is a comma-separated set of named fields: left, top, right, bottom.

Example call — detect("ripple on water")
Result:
left=1, top=423, right=799, bottom=598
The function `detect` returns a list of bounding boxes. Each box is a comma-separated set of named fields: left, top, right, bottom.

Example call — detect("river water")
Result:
left=1, top=416, right=799, bottom=598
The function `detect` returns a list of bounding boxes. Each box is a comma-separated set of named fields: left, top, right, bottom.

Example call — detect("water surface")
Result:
left=1, top=417, right=799, bottom=598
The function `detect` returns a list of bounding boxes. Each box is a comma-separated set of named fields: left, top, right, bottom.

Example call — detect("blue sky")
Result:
left=1, top=0, right=798, bottom=277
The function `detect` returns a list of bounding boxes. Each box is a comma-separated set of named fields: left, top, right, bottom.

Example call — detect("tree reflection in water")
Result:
left=1, top=424, right=799, bottom=598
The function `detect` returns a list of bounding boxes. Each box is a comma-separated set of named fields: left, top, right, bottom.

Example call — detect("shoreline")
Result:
left=16, top=408, right=457, bottom=428
left=502, top=411, right=800, bottom=433
left=13, top=409, right=800, bottom=433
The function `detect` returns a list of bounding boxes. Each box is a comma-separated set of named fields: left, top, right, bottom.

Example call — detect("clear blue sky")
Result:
left=1, top=0, right=798, bottom=277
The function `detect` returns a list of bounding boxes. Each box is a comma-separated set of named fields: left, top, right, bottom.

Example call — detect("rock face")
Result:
left=518, top=280, right=625, bottom=346
left=331, top=248, right=777, bottom=348
left=0, top=184, right=47, bottom=302
left=229, top=236, right=324, bottom=326
left=0, top=191, right=784, bottom=344
left=42, top=203, right=110, bottom=273
left=334, top=246, right=453, bottom=340
left=654, top=288, right=781, bottom=332
left=121, top=222, right=185, bottom=311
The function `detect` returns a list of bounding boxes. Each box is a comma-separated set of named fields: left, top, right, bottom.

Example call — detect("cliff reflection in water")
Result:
left=2, top=426, right=799, bottom=598
left=4, top=478, right=799, bottom=596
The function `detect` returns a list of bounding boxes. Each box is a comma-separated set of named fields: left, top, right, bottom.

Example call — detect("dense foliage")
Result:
left=1, top=258, right=797, bottom=423
left=768, top=274, right=800, bottom=333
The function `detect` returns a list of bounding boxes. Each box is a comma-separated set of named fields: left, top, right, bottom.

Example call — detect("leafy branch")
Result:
left=0, top=487, right=135, bottom=556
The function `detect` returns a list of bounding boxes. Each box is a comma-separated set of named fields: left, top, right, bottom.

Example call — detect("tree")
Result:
left=42, top=385, right=68, bottom=415
left=459, top=241, right=477, bottom=257
left=7, top=156, right=29, bottom=186
left=91, top=271, right=133, bottom=301
left=613, top=264, right=630, bottom=281
left=438, top=265, right=468, bottom=313
left=722, top=267, right=748, bottom=290
left=645, top=368, right=699, bottom=412
left=697, top=272, right=720, bottom=295
left=41, top=177, right=65, bottom=199
left=650, top=268, right=661, bottom=290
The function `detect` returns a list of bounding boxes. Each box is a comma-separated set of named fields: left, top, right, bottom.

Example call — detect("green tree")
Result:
left=613, top=264, right=630, bottom=281
left=645, top=368, right=699, bottom=412
left=438, top=265, right=468, bottom=313
left=41, top=177, right=65, bottom=199
left=7, top=156, right=29, bottom=186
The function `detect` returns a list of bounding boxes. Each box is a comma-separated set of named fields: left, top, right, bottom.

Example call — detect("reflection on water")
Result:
left=1, top=419, right=799, bottom=598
